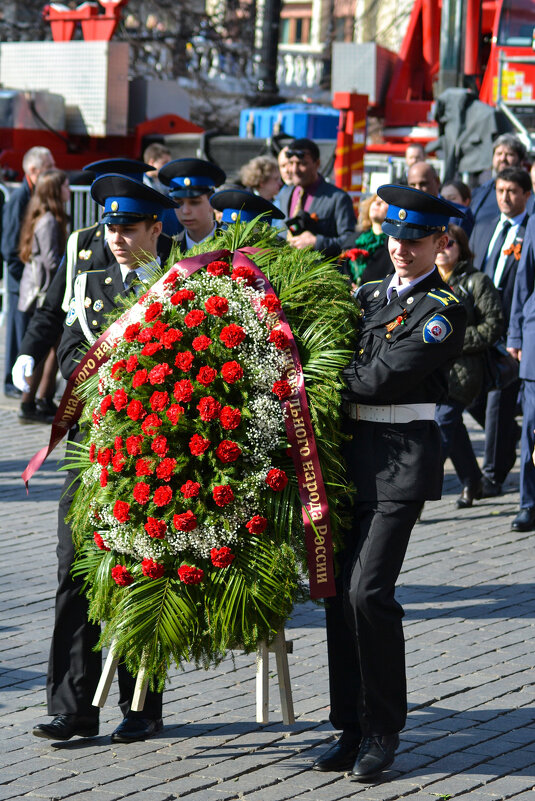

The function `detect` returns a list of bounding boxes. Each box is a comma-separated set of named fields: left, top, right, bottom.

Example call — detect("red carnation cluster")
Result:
left=145, top=301, right=163, bottom=322
left=206, top=260, right=230, bottom=276
left=212, top=485, right=234, bottom=507
left=111, top=453, right=126, bottom=472
left=174, top=510, right=198, bottom=531
left=113, top=500, right=131, bottom=522
left=126, top=354, right=138, bottom=372
left=149, top=390, right=169, bottom=412
left=127, top=399, right=146, bottom=421
left=166, top=404, right=185, bottom=424
left=175, top=351, right=195, bottom=372
left=220, top=361, right=243, bottom=384
left=189, top=433, right=211, bottom=455
left=100, top=468, right=108, bottom=487
left=246, top=515, right=268, bottom=534
left=219, top=406, right=241, bottom=430
left=181, top=480, right=200, bottom=498
left=216, top=440, right=241, bottom=463
left=177, top=565, right=204, bottom=584
left=89, top=443, right=96, bottom=462
left=132, top=369, right=148, bottom=388
left=162, top=328, right=183, bottom=349
left=124, top=322, right=141, bottom=341
left=141, top=558, right=165, bottom=579
left=151, top=435, right=169, bottom=456
left=272, top=380, right=293, bottom=400
left=133, top=482, right=151, bottom=505
left=205, top=295, right=229, bottom=317
left=141, top=341, right=163, bottom=357
left=210, top=547, right=235, bottom=568
left=170, top=288, right=195, bottom=306
left=111, top=565, right=134, bottom=587
left=231, top=264, right=255, bottom=285
left=141, top=413, right=163, bottom=436
left=111, top=359, right=127, bottom=380
left=100, top=395, right=112, bottom=416
left=163, top=271, right=179, bottom=288
left=93, top=531, right=110, bottom=551
left=154, top=485, right=173, bottom=507
left=192, top=335, right=212, bottom=352
left=220, top=324, right=246, bottom=349
left=174, top=379, right=193, bottom=403
left=184, top=309, right=206, bottom=328
left=145, top=517, right=167, bottom=539
left=149, top=363, right=172, bottom=385
left=261, top=294, right=282, bottom=313
left=136, top=457, right=154, bottom=476
left=265, top=468, right=288, bottom=491
left=269, top=328, right=289, bottom=350
left=126, top=435, right=143, bottom=455
left=156, top=457, right=177, bottom=482
left=97, top=447, right=112, bottom=467
left=196, top=366, right=217, bottom=386
left=197, top=396, right=221, bottom=421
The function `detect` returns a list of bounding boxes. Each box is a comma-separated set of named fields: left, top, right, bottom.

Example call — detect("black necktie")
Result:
left=124, top=270, right=138, bottom=295
left=484, top=220, right=512, bottom=279
left=389, top=287, right=398, bottom=303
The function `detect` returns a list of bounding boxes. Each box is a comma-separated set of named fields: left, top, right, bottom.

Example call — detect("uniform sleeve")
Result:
left=462, top=273, right=503, bottom=353
left=57, top=311, right=89, bottom=381
left=342, top=302, right=467, bottom=403
left=315, top=190, right=357, bottom=259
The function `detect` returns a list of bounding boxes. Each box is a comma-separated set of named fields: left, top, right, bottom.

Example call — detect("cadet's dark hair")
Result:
left=496, top=167, right=532, bottom=194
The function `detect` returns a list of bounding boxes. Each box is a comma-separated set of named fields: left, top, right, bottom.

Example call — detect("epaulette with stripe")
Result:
left=427, top=287, right=460, bottom=306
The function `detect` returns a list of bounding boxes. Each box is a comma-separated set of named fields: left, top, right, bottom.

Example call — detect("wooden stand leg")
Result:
left=272, top=630, right=295, bottom=725
left=131, top=662, right=148, bottom=712
left=256, top=641, right=269, bottom=723
left=93, top=639, right=119, bottom=708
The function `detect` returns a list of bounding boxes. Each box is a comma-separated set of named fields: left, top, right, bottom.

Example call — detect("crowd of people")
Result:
left=2, top=128, right=535, bottom=782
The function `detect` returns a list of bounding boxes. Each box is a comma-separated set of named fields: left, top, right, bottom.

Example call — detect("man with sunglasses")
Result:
left=277, top=137, right=357, bottom=259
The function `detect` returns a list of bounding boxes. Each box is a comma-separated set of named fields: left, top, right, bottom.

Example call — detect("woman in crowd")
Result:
left=238, top=156, right=283, bottom=201
left=434, top=224, right=504, bottom=508
left=343, top=193, right=391, bottom=290
left=441, top=180, right=475, bottom=237
left=17, top=168, right=70, bottom=423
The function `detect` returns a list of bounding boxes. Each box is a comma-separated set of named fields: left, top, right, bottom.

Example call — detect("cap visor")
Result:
left=382, top=221, right=438, bottom=240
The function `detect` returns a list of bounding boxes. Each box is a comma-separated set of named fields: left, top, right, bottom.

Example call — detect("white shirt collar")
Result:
left=185, top=224, right=217, bottom=251
left=386, top=266, right=437, bottom=301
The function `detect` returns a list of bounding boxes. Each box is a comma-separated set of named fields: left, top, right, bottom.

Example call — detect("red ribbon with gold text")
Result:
left=23, top=248, right=335, bottom=598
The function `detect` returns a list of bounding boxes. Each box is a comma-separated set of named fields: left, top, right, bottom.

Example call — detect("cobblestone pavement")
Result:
left=1, top=382, right=535, bottom=800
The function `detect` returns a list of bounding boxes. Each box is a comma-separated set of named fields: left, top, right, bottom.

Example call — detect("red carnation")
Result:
left=177, top=565, right=204, bottom=584
left=175, top=351, right=195, bottom=372
left=166, top=404, right=185, bottom=424
left=100, top=395, right=112, bottom=416
left=111, top=565, right=134, bottom=587
left=145, top=301, right=163, bottom=322
left=205, top=295, right=229, bottom=316
left=170, top=288, right=195, bottom=306
left=93, top=410, right=101, bottom=427
left=141, top=341, right=163, bottom=357
left=132, top=369, right=148, bottom=388
left=127, top=399, right=146, bottom=421
left=197, top=396, right=222, bottom=421
left=173, top=510, right=198, bottom=531
left=149, top=363, right=172, bottom=385
left=141, top=413, right=163, bottom=436
left=213, top=485, right=234, bottom=507
left=180, top=480, right=200, bottom=498
left=151, top=321, right=168, bottom=340
left=137, top=328, right=153, bottom=344
left=261, top=294, right=282, bottom=312
left=269, top=328, right=289, bottom=350
left=221, top=361, right=243, bottom=384
left=114, top=435, right=124, bottom=452
left=97, top=447, right=112, bottom=467
left=89, top=443, right=96, bottom=462
left=126, top=435, right=144, bottom=456
left=162, top=328, right=183, bottom=349
left=111, top=453, right=126, bottom=472
left=246, top=515, right=268, bottom=534
left=153, top=485, right=173, bottom=507
left=124, top=322, right=141, bottom=341
left=156, top=457, right=177, bottom=482
left=126, top=356, right=138, bottom=375
left=100, top=468, right=108, bottom=487
left=219, top=406, right=241, bottom=430
left=93, top=531, right=110, bottom=551
left=210, top=547, right=235, bottom=568
left=112, top=388, right=128, bottom=411
left=111, top=359, right=127, bottom=380
left=173, top=379, right=193, bottom=403
left=144, top=517, right=167, bottom=539
left=133, top=482, right=151, bottom=505
left=266, top=468, right=288, bottom=491
left=184, top=309, right=206, bottom=328
left=272, top=380, right=293, bottom=400
left=141, top=558, right=165, bottom=579
left=136, top=457, right=154, bottom=476
left=196, top=366, right=217, bottom=386
left=206, top=260, right=230, bottom=276
left=220, top=324, right=246, bottom=348
left=231, top=264, right=255, bottom=284
left=189, top=434, right=211, bottom=456
left=151, top=435, right=169, bottom=456
left=113, top=500, right=131, bottom=523
left=163, top=271, right=178, bottom=288
left=192, top=335, right=212, bottom=352
left=150, top=390, right=169, bottom=412
left=215, top=440, right=241, bottom=463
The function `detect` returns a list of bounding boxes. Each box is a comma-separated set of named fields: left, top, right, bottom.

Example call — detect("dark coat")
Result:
left=441, top=261, right=504, bottom=406
left=1, top=177, right=31, bottom=283
left=469, top=212, right=529, bottom=327
left=471, top=178, right=534, bottom=224
left=342, top=270, right=467, bottom=501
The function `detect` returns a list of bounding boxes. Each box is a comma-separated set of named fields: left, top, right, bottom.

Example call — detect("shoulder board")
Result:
left=80, top=269, right=107, bottom=277
left=73, top=222, right=100, bottom=235
left=361, top=280, right=383, bottom=287
left=427, top=288, right=460, bottom=306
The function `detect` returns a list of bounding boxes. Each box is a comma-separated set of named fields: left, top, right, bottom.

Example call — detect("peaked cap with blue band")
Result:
left=210, top=189, right=285, bottom=225
left=83, top=158, right=152, bottom=182
left=159, top=158, right=226, bottom=198
left=91, top=174, right=178, bottom=225
left=378, top=184, right=465, bottom=240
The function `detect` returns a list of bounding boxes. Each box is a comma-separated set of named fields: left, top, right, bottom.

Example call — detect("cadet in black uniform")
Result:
left=33, top=176, right=178, bottom=744
left=12, top=159, right=173, bottom=396
left=313, top=186, right=467, bottom=780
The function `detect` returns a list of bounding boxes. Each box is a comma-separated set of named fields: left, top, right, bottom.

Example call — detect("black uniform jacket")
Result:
left=19, top=224, right=173, bottom=364
left=342, top=269, right=467, bottom=502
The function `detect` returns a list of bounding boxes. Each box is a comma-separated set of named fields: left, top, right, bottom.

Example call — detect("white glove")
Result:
left=12, top=355, right=35, bottom=393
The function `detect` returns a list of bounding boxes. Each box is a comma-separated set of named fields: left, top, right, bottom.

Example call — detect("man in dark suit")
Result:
left=277, top=137, right=356, bottom=259
left=470, top=134, right=533, bottom=223
left=313, top=186, right=466, bottom=781
left=468, top=167, right=532, bottom=497
left=33, top=176, right=179, bottom=744
left=507, top=214, right=535, bottom=530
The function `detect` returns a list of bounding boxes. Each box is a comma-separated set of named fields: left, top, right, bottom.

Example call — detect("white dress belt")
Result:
left=344, top=402, right=436, bottom=423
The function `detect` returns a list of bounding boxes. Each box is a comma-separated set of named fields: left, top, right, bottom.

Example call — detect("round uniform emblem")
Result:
left=398, top=209, right=407, bottom=220
left=111, top=201, right=119, bottom=211
left=96, top=229, right=102, bottom=237
left=105, top=276, right=113, bottom=284
left=431, top=323, right=443, bottom=337
left=407, top=296, right=414, bottom=304
left=84, top=297, right=92, bottom=308
left=373, top=290, right=380, bottom=298
left=93, top=299, right=104, bottom=312
left=184, top=177, right=191, bottom=186
left=231, top=212, right=238, bottom=221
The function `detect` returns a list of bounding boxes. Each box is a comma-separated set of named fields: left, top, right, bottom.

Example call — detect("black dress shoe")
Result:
left=18, top=402, right=54, bottom=425
left=511, top=507, right=535, bottom=532
left=111, top=714, right=163, bottom=743
left=312, top=731, right=361, bottom=771
left=480, top=477, right=502, bottom=498
left=351, top=733, right=399, bottom=780
left=4, top=385, right=22, bottom=399
left=456, top=480, right=482, bottom=509
left=33, top=714, right=99, bottom=741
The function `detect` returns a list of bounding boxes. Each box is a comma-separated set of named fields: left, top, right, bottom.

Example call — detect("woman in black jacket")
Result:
left=435, top=224, right=504, bottom=508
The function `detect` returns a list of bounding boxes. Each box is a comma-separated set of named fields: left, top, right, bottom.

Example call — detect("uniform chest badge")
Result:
left=385, top=309, right=408, bottom=333
left=93, top=299, right=104, bottom=312
left=66, top=298, right=77, bottom=326
left=423, top=314, right=453, bottom=343
left=79, top=249, right=92, bottom=260
left=105, top=276, right=113, bottom=284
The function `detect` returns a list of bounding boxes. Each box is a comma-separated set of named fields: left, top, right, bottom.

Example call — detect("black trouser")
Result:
left=325, top=500, right=421, bottom=737
left=47, top=469, right=162, bottom=720
left=467, top=380, right=520, bottom=486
